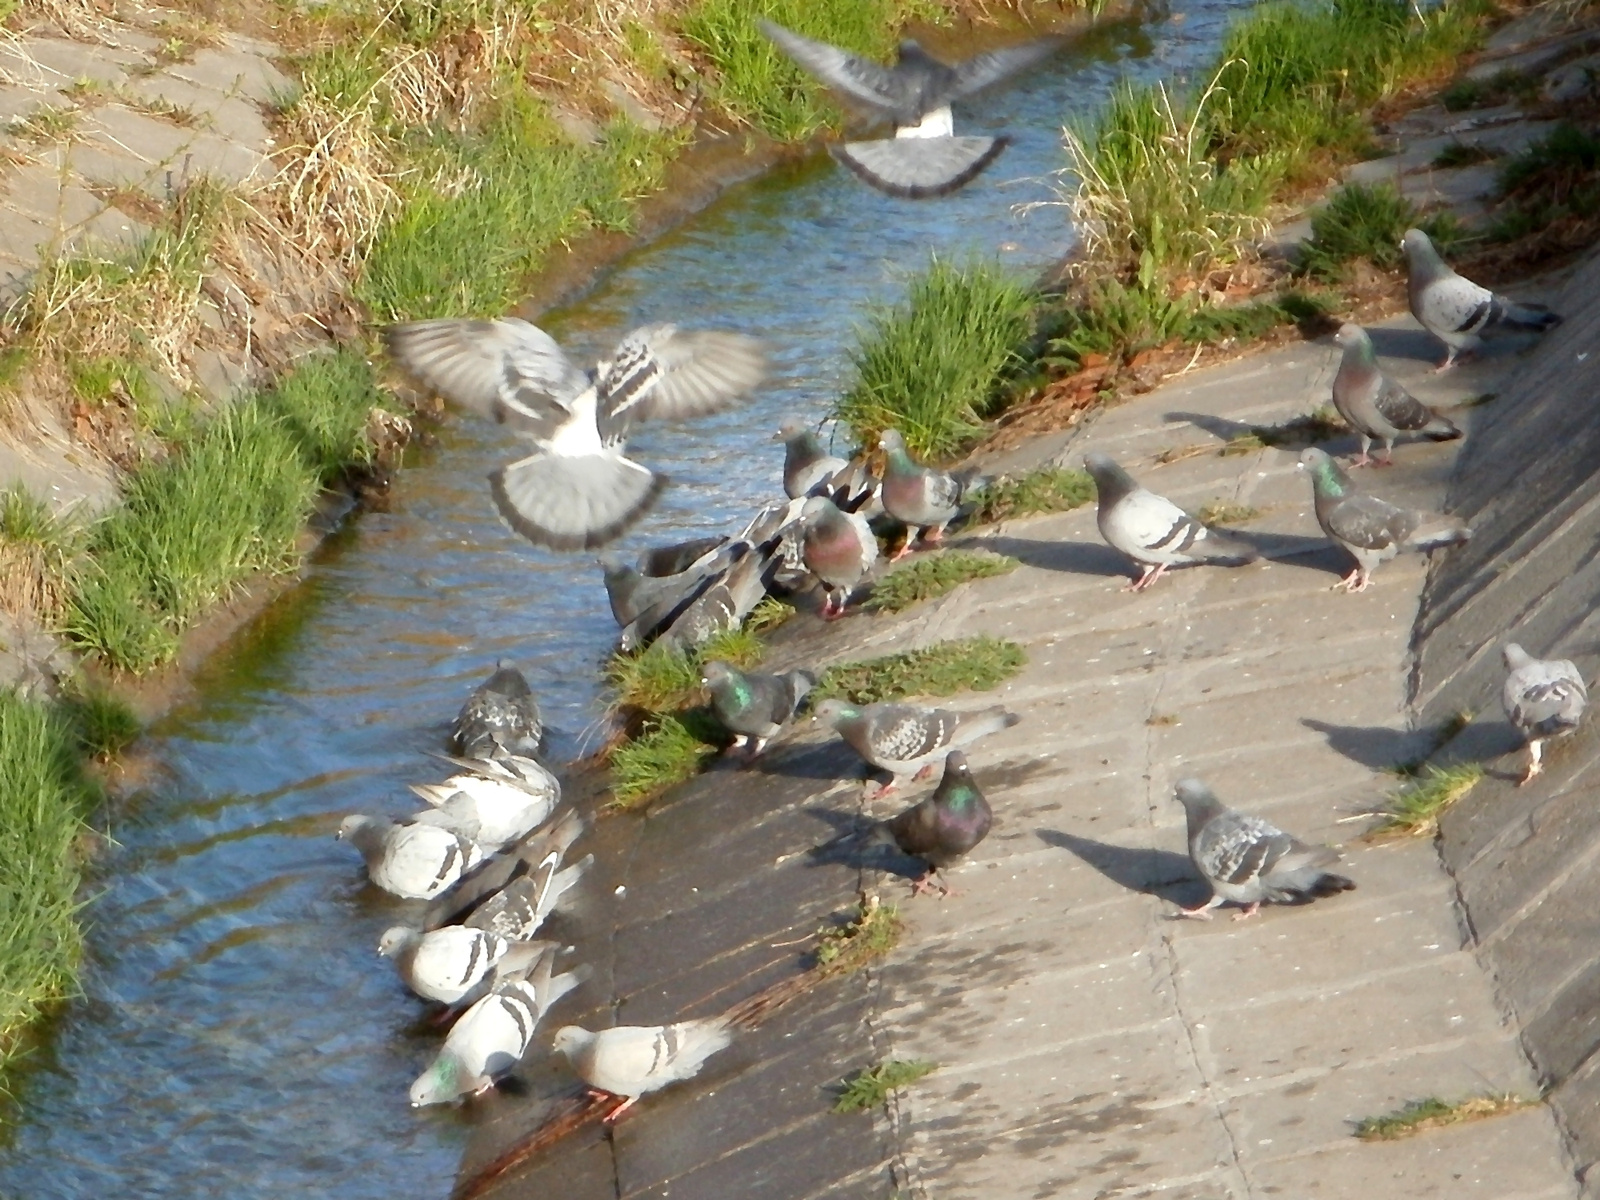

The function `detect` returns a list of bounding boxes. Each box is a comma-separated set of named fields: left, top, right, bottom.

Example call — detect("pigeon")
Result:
left=1330, top=323, right=1460, bottom=466
left=377, top=924, right=551, bottom=1006
left=461, top=855, right=588, bottom=941
left=1401, top=228, right=1562, bottom=370
left=777, top=418, right=849, bottom=499
left=1298, top=447, right=1471, bottom=593
left=423, top=808, right=585, bottom=931
left=1502, top=642, right=1587, bottom=785
left=450, top=663, right=545, bottom=760
left=1084, top=451, right=1258, bottom=591
left=336, top=815, right=482, bottom=901
left=1173, top=778, right=1355, bottom=920
left=701, top=660, right=817, bottom=757
left=637, top=535, right=730, bottom=578
left=878, top=430, right=985, bottom=559
left=408, top=768, right=559, bottom=855
left=602, top=540, right=743, bottom=628
left=656, top=546, right=773, bottom=652
left=813, top=697, right=1019, bottom=796
left=383, top=318, right=767, bottom=550
left=551, top=1018, right=734, bottom=1123
left=882, top=750, right=992, bottom=896
left=410, top=947, right=587, bottom=1106
left=758, top=20, right=1061, bottom=197
left=800, top=496, right=878, bottom=618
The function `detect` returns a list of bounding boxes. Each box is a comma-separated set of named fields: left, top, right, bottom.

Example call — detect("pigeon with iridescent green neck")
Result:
left=1298, top=447, right=1471, bottom=593
left=814, top=696, right=1019, bottom=796
left=1401, top=228, right=1562, bottom=370
left=1503, top=642, right=1587, bottom=785
left=884, top=751, right=992, bottom=896
left=1330, top=324, right=1460, bottom=466
left=878, top=429, right=985, bottom=559
left=701, top=660, right=817, bottom=758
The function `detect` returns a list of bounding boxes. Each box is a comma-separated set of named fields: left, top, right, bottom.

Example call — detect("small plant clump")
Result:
left=1354, top=1094, right=1532, bottom=1140
left=967, top=468, right=1096, bottom=525
left=1374, top=763, right=1484, bottom=836
left=1432, top=140, right=1497, bottom=169
left=816, top=636, right=1025, bottom=705
left=605, top=626, right=766, bottom=715
left=1196, top=502, right=1260, bottom=527
left=814, top=893, right=903, bottom=976
left=607, top=712, right=725, bottom=811
left=1298, top=182, right=1462, bottom=280
left=833, top=1059, right=936, bottom=1114
left=867, top=551, right=1018, bottom=614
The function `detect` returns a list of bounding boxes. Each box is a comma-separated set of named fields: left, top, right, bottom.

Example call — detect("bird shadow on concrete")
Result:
left=749, top=740, right=860, bottom=783
left=801, top=804, right=924, bottom=881
left=1367, top=324, right=1442, bottom=366
left=1301, top=717, right=1443, bottom=773
left=1037, top=829, right=1206, bottom=907
left=1248, top=532, right=1351, bottom=578
left=1162, top=410, right=1256, bottom=443
left=981, top=535, right=1132, bottom=581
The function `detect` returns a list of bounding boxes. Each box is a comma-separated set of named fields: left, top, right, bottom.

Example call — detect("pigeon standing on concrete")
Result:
left=384, top=318, right=767, bottom=550
left=777, top=418, right=850, bottom=499
left=883, top=750, right=992, bottom=896
left=800, top=496, right=878, bottom=618
left=1330, top=324, right=1460, bottom=466
left=758, top=20, right=1061, bottom=197
left=450, top=663, right=545, bottom=760
left=1174, top=778, right=1355, bottom=920
left=1298, top=447, right=1471, bottom=593
left=1084, top=451, right=1258, bottom=591
left=879, top=430, right=984, bottom=559
left=337, top=815, right=482, bottom=901
left=813, top=697, right=1019, bottom=796
left=1503, top=642, right=1587, bottom=785
left=701, top=660, right=817, bottom=758
left=1401, top=228, right=1562, bottom=370
left=552, top=1018, right=734, bottom=1123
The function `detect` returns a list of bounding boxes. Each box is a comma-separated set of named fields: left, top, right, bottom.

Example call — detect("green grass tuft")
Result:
left=1196, top=502, right=1260, bottom=527
left=607, top=712, right=722, bottom=809
left=1375, top=763, right=1483, bottom=836
left=605, top=626, right=766, bottom=715
left=967, top=468, right=1096, bottom=525
left=833, top=1059, right=936, bottom=1114
left=263, top=349, right=385, bottom=482
left=816, top=636, right=1025, bottom=705
left=1299, top=182, right=1463, bottom=279
left=1432, top=140, right=1496, bottom=169
left=814, top=894, right=902, bottom=975
left=868, top=551, right=1018, bottom=614
left=1354, top=1093, right=1532, bottom=1140
left=59, top=687, right=142, bottom=758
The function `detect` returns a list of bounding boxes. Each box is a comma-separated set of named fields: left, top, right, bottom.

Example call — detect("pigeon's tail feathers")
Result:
left=661, top=1020, right=735, bottom=1084
left=1496, top=298, right=1563, bottom=332
left=1300, top=870, right=1357, bottom=898
left=1194, top=525, right=1260, bottom=565
left=831, top=135, right=1010, bottom=199
left=490, top=451, right=666, bottom=551
left=1422, top=411, right=1462, bottom=441
left=957, top=706, right=1021, bottom=746
left=1403, top=511, right=1472, bottom=552
left=544, top=962, right=591, bottom=1012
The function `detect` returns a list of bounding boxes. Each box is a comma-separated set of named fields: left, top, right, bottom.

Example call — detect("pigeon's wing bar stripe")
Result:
left=1119, top=489, right=1201, bottom=552
left=597, top=325, right=767, bottom=434
left=757, top=20, right=902, bottom=117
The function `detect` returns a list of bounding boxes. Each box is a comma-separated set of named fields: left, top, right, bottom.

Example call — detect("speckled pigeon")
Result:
left=1503, top=642, right=1587, bottom=785
left=777, top=417, right=850, bottom=499
left=1401, top=228, right=1561, bottom=370
left=1084, top=451, right=1258, bottom=591
left=879, top=430, right=985, bottom=558
left=552, top=1018, right=734, bottom=1123
left=758, top=20, right=1061, bottom=197
left=377, top=924, right=551, bottom=1006
left=883, top=750, right=992, bottom=896
left=1298, top=447, right=1471, bottom=593
left=384, top=318, right=766, bottom=549
left=450, top=663, right=545, bottom=760
left=800, top=495, right=878, bottom=618
left=1174, top=778, right=1355, bottom=920
left=1330, top=324, right=1460, bottom=466
left=813, top=697, right=1019, bottom=796
left=423, top=808, right=584, bottom=931
left=337, top=814, right=482, bottom=901
left=701, top=660, right=817, bottom=758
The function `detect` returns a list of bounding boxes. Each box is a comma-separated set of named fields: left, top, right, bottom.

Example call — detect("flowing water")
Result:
left=0, top=8, right=1246, bottom=1196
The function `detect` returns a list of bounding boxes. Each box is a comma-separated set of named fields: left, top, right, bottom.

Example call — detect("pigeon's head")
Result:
left=376, top=925, right=415, bottom=960
left=800, top=495, right=840, bottom=524
left=1081, top=451, right=1130, bottom=499
left=550, top=1025, right=593, bottom=1060
left=877, top=429, right=908, bottom=455
left=943, top=750, right=970, bottom=778
left=1399, top=227, right=1432, bottom=261
left=1173, top=778, right=1219, bottom=811
left=701, top=660, right=733, bottom=688
left=776, top=417, right=808, bottom=443
left=810, top=698, right=857, bottom=728
left=409, top=1053, right=464, bottom=1108
left=482, top=664, right=532, bottom=698
left=1297, top=447, right=1339, bottom=477
left=1503, top=642, right=1534, bottom=672
left=336, top=814, right=371, bottom=842
left=1332, top=323, right=1366, bottom=350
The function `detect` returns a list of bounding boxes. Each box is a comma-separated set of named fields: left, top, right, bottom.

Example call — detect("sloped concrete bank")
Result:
left=1413, top=245, right=1600, bottom=1190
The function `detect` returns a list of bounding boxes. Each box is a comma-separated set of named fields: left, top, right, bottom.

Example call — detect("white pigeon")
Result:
left=377, top=924, right=548, bottom=1006
left=1401, top=228, right=1562, bottom=371
left=384, top=319, right=767, bottom=550
left=336, top=814, right=482, bottom=901
left=1502, top=642, right=1587, bottom=785
left=409, top=768, right=559, bottom=852
left=552, top=1018, right=734, bottom=1122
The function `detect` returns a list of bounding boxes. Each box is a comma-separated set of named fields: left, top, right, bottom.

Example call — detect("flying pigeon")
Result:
left=1298, top=447, right=1471, bottom=592
left=383, top=318, right=767, bottom=550
left=337, top=814, right=482, bottom=901
left=1401, top=228, right=1562, bottom=370
left=701, top=660, right=817, bottom=758
left=450, top=663, right=545, bottom=760
left=377, top=924, right=551, bottom=1006
left=878, top=430, right=985, bottom=559
left=813, top=697, right=1019, bottom=796
left=758, top=20, right=1061, bottom=197
left=408, top=767, right=559, bottom=855
left=1084, top=451, right=1258, bottom=591
left=882, top=750, right=992, bottom=896
left=777, top=418, right=849, bottom=499
left=1174, top=778, right=1355, bottom=920
left=552, top=1018, right=734, bottom=1123
left=410, top=947, right=587, bottom=1106
left=1503, top=642, right=1587, bottom=785
left=423, top=808, right=586, bottom=932
left=1330, top=323, right=1460, bottom=466
left=800, top=495, right=878, bottom=618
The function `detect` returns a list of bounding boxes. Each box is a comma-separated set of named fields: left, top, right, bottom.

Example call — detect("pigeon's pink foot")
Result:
left=1229, top=902, right=1262, bottom=921
left=1128, top=564, right=1166, bottom=593
left=602, top=1095, right=637, bottom=1124
left=913, top=763, right=936, bottom=782
left=1349, top=453, right=1372, bottom=468
left=922, top=524, right=946, bottom=546
left=909, top=872, right=949, bottom=898
left=1177, top=903, right=1216, bottom=921
left=1333, top=568, right=1370, bottom=593
left=889, top=542, right=914, bottom=562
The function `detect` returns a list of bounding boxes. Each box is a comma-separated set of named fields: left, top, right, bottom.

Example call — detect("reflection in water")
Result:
left=0, top=9, right=1243, bottom=1197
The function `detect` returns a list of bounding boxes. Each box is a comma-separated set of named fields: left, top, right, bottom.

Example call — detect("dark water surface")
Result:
left=0, top=8, right=1244, bottom=1196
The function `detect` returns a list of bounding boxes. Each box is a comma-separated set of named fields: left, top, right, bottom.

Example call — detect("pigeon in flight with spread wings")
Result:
left=384, top=319, right=768, bottom=550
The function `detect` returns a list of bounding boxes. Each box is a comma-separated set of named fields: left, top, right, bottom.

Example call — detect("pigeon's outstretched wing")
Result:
left=757, top=21, right=907, bottom=119
left=597, top=324, right=768, bottom=440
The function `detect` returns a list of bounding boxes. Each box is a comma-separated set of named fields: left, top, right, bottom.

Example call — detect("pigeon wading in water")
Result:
left=702, top=660, right=817, bottom=758
left=450, top=663, right=545, bottom=759
left=1401, top=228, right=1562, bottom=370
left=377, top=924, right=550, bottom=1006
left=552, top=1019, right=734, bottom=1123
left=878, top=430, right=985, bottom=559
left=1503, top=642, right=1587, bottom=784
left=337, top=814, right=482, bottom=901
left=800, top=495, right=878, bottom=618
left=1174, top=778, right=1355, bottom=920
left=814, top=697, right=1019, bottom=796
left=883, top=751, right=992, bottom=896
left=1084, top=451, right=1258, bottom=591
left=1298, top=447, right=1471, bottom=593
left=384, top=318, right=767, bottom=550
left=758, top=20, right=1060, bottom=197
left=1330, top=324, right=1460, bottom=466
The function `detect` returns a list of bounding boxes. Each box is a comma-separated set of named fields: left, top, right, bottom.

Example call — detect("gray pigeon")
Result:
left=638, top=535, right=729, bottom=578
left=701, top=660, right=817, bottom=757
left=879, top=430, right=984, bottom=558
left=409, top=764, right=559, bottom=852
left=1330, top=324, right=1460, bottom=466
left=612, top=544, right=753, bottom=653
left=552, top=1018, right=734, bottom=1123
left=800, top=495, right=878, bottom=618
left=656, top=547, right=773, bottom=652
left=777, top=417, right=849, bottom=499
left=601, top=539, right=742, bottom=628
left=461, top=854, right=588, bottom=941
left=813, top=696, right=1019, bottom=796
left=1084, top=451, right=1258, bottom=591
left=336, top=814, right=482, bottom=901
left=758, top=20, right=1060, bottom=197
left=1298, top=447, right=1471, bottom=593
left=1503, top=642, right=1587, bottom=784
left=377, top=924, right=550, bottom=1006
left=883, top=750, right=992, bottom=896
left=450, top=663, right=545, bottom=760
left=1401, top=228, right=1562, bottom=370
left=384, top=318, right=766, bottom=550
left=1174, top=778, right=1355, bottom=920
left=410, top=947, right=586, bottom=1106
left=422, top=808, right=584, bottom=931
